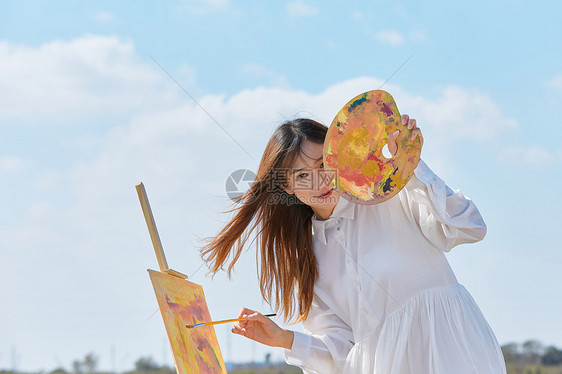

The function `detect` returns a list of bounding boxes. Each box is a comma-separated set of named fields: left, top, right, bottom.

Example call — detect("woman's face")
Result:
left=282, top=140, right=339, bottom=219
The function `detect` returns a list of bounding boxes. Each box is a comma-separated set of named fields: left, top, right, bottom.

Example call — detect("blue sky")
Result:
left=1, top=0, right=561, bottom=371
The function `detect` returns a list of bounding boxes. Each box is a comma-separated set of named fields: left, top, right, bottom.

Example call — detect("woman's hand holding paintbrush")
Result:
left=186, top=312, right=276, bottom=329
left=231, top=307, right=294, bottom=350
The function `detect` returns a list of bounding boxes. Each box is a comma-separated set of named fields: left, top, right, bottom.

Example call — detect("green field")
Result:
left=505, top=364, right=562, bottom=374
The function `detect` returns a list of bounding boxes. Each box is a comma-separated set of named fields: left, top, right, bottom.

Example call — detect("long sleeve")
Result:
left=399, top=159, right=487, bottom=252
left=284, top=293, right=355, bottom=374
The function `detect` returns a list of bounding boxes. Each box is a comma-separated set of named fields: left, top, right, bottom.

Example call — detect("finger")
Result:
left=246, top=312, right=265, bottom=323
left=401, top=114, right=409, bottom=125
left=408, top=118, right=416, bottom=130
left=411, top=128, right=422, bottom=141
left=247, top=312, right=279, bottom=331
left=237, top=307, right=256, bottom=319
left=231, top=326, right=246, bottom=336
left=237, top=307, right=245, bottom=318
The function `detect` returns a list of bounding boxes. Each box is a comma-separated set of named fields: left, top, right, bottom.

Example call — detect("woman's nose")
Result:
left=317, top=169, right=335, bottom=189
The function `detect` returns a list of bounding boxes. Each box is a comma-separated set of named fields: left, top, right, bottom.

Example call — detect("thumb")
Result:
left=386, top=130, right=399, bottom=157
left=387, top=130, right=400, bottom=139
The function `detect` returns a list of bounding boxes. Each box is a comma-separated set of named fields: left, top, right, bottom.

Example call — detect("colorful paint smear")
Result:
left=324, top=90, right=421, bottom=204
left=148, top=270, right=226, bottom=374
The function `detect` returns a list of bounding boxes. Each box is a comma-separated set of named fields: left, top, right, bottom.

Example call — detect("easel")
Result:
left=135, top=182, right=227, bottom=374
left=135, top=182, right=187, bottom=279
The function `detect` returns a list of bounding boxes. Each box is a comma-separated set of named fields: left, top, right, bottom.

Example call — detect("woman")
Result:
left=200, top=116, right=507, bottom=373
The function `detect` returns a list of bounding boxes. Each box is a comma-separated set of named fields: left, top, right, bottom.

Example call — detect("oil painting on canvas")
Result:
left=148, top=269, right=226, bottom=374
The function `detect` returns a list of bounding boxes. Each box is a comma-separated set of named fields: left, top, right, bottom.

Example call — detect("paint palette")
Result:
left=323, top=90, right=421, bottom=205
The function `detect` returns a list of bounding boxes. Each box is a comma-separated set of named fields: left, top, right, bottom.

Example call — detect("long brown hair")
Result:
left=200, top=118, right=328, bottom=322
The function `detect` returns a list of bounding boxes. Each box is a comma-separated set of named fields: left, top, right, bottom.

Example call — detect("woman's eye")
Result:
left=297, top=173, right=308, bottom=179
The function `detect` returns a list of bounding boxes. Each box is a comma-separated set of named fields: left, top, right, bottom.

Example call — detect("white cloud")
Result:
left=325, top=39, right=338, bottom=51
left=496, top=145, right=558, bottom=165
left=374, top=29, right=428, bottom=46
left=92, top=11, right=115, bottom=23
left=0, top=156, right=23, bottom=171
left=548, top=74, right=562, bottom=91
left=375, top=30, right=405, bottom=46
left=28, top=201, right=56, bottom=221
left=35, top=170, right=61, bottom=190
left=286, top=1, right=319, bottom=17
left=0, top=35, right=184, bottom=122
left=390, top=85, right=518, bottom=141
left=351, top=11, right=364, bottom=20
left=410, top=29, right=428, bottom=43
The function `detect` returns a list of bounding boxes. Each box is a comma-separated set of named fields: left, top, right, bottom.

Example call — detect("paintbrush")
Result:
left=186, top=313, right=277, bottom=329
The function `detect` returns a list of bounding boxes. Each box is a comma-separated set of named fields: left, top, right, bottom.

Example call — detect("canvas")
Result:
left=148, top=269, right=227, bottom=374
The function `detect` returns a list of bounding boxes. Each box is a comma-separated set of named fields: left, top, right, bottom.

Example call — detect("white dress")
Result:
left=283, top=159, right=507, bottom=374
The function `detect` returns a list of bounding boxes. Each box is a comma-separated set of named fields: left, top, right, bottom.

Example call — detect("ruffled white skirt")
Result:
left=344, top=284, right=507, bottom=373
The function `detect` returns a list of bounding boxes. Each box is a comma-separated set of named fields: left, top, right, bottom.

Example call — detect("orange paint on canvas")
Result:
left=148, top=270, right=226, bottom=374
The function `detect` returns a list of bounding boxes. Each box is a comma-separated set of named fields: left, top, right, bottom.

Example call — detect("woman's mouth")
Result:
left=317, top=188, right=334, bottom=198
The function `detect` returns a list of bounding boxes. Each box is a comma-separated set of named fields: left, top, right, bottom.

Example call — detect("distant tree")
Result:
left=72, top=360, right=83, bottom=374
left=501, top=343, right=521, bottom=363
left=541, top=345, right=562, bottom=366
left=134, top=357, right=160, bottom=372
left=83, top=353, right=98, bottom=374
left=522, top=340, right=544, bottom=364
left=70, top=353, right=98, bottom=374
